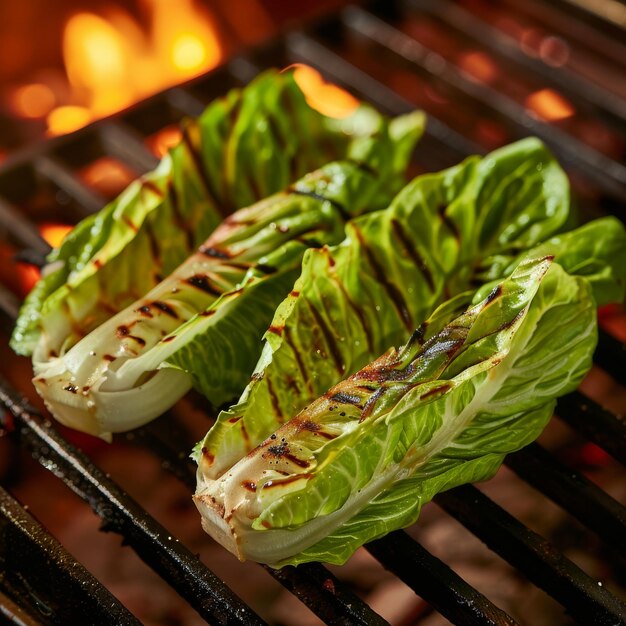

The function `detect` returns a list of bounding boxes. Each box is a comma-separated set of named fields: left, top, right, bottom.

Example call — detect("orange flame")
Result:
left=525, top=88, right=575, bottom=122
left=39, top=223, right=73, bottom=249
left=48, top=0, right=222, bottom=136
left=291, top=65, right=360, bottom=119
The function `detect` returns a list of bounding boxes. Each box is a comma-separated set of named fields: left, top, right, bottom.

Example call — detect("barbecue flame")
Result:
left=47, top=0, right=222, bottom=135
left=290, top=65, right=359, bottom=119
left=40, top=224, right=74, bottom=249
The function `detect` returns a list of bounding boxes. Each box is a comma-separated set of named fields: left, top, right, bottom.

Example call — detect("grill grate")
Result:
left=1, top=1, right=625, bottom=624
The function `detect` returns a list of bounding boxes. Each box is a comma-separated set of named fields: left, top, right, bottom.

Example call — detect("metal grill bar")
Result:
left=0, top=2, right=625, bottom=624
left=411, top=0, right=626, bottom=128
left=595, top=329, right=626, bottom=387
left=366, top=532, right=519, bottom=626
left=0, top=199, right=48, bottom=255
left=268, top=564, right=391, bottom=626
left=130, top=425, right=396, bottom=626
left=285, top=31, right=481, bottom=171
left=0, top=487, right=140, bottom=625
left=34, top=155, right=106, bottom=216
left=343, top=6, right=626, bottom=202
left=0, top=379, right=266, bottom=626
left=435, top=485, right=626, bottom=625
left=557, top=392, right=626, bottom=466
left=99, top=122, right=160, bottom=173
left=505, top=443, right=626, bottom=554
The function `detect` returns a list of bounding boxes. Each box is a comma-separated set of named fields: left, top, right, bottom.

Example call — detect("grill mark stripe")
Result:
left=199, top=245, right=231, bottom=259
left=289, top=188, right=351, bottom=222
left=219, top=99, right=242, bottom=214
left=266, top=376, right=282, bottom=420
left=185, top=274, right=223, bottom=297
left=122, top=215, right=138, bottom=233
left=391, top=218, right=435, bottom=292
left=142, top=179, right=164, bottom=198
left=438, top=204, right=461, bottom=241
left=181, top=124, right=228, bottom=218
left=329, top=391, right=362, bottom=406
left=306, top=301, right=345, bottom=376
left=145, top=220, right=162, bottom=266
left=152, top=301, right=178, bottom=318
left=346, top=158, right=378, bottom=177
left=262, top=473, right=313, bottom=489
left=353, top=225, right=413, bottom=333
left=333, top=276, right=374, bottom=355
left=284, top=327, right=313, bottom=396
left=167, top=179, right=194, bottom=251
left=360, top=386, right=386, bottom=421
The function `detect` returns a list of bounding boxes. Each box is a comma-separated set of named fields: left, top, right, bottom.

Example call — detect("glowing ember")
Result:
left=525, top=88, right=575, bottom=122
left=63, top=13, right=134, bottom=117
left=78, top=157, right=137, bottom=198
left=39, top=224, right=73, bottom=249
left=9, top=83, right=56, bottom=119
left=458, top=51, right=498, bottom=84
left=47, top=105, right=93, bottom=136
left=145, top=126, right=184, bottom=158
left=46, top=0, right=223, bottom=136
left=291, top=64, right=359, bottom=119
left=539, top=36, right=570, bottom=68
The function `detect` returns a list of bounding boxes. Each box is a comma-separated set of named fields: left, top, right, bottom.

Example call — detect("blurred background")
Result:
left=1, top=1, right=625, bottom=625
left=0, top=0, right=350, bottom=153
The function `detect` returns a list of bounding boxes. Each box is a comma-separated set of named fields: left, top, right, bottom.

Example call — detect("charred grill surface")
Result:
left=1, top=1, right=625, bottom=624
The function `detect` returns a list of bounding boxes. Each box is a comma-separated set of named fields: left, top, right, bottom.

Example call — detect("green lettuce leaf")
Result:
left=32, top=109, right=424, bottom=439
left=194, top=257, right=597, bottom=566
left=11, top=69, right=404, bottom=357
left=198, top=137, right=577, bottom=476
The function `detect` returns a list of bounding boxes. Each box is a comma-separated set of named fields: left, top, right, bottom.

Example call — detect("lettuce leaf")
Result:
left=194, top=257, right=597, bottom=566
left=11, top=69, right=401, bottom=357
left=198, top=137, right=582, bottom=476
left=32, top=110, right=424, bottom=439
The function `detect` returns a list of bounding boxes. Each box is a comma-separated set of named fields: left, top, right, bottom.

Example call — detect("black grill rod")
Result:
left=34, top=155, right=107, bottom=216
left=0, top=285, right=22, bottom=326
left=129, top=421, right=513, bottom=626
left=284, top=31, right=483, bottom=170
left=557, top=391, right=626, bottom=467
left=0, top=486, right=141, bottom=626
left=595, top=329, right=626, bottom=387
left=0, top=380, right=266, bottom=626
left=125, top=398, right=516, bottom=626
left=505, top=0, right=626, bottom=60
left=343, top=6, right=626, bottom=203
left=127, top=422, right=392, bottom=626
left=269, top=563, right=391, bottom=626
left=99, top=122, right=160, bottom=174
left=0, top=294, right=390, bottom=626
left=0, top=199, right=49, bottom=257
left=505, top=442, right=626, bottom=555
left=0, top=589, right=41, bottom=626
left=409, top=0, right=626, bottom=130
left=436, top=484, right=626, bottom=626
left=367, top=531, right=519, bottom=626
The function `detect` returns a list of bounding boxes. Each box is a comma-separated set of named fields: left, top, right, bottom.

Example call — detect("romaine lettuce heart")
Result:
left=199, top=137, right=581, bottom=478
left=32, top=109, right=424, bottom=439
left=12, top=69, right=415, bottom=358
left=194, top=257, right=597, bottom=566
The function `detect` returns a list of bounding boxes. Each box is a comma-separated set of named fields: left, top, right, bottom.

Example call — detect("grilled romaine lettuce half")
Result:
left=33, top=114, right=424, bottom=439
left=194, top=257, right=598, bottom=566
left=199, top=137, right=593, bottom=476
left=12, top=68, right=408, bottom=359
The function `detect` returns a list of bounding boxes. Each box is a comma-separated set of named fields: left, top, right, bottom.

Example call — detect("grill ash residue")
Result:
left=152, top=301, right=179, bottom=318
left=267, top=442, right=289, bottom=457
left=265, top=441, right=311, bottom=468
